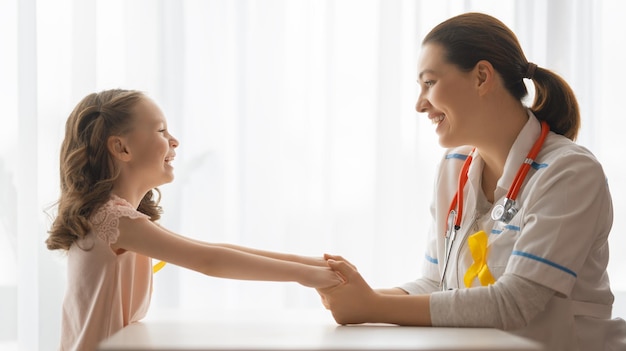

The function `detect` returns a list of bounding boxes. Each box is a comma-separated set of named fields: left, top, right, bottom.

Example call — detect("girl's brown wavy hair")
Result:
left=46, top=89, right=162, bottom=251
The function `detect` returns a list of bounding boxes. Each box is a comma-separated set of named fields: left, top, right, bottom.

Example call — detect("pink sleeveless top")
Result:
left=59, top=195, right=153, bottom=350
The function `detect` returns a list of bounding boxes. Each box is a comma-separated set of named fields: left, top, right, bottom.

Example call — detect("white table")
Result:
left=98, top=309, right=543, bottom=351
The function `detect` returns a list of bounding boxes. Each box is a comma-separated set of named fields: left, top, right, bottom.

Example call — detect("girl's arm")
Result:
left=218, top=243, right=327, bottom=266
left=112, top=217, right=342, bottom=289
left=159, top=225, right=327, bottom=267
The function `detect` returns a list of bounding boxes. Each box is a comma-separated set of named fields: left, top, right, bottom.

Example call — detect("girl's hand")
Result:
left=299, top=265, right=344, bottom=289
left=323, top=253, right=358, bottom=271
left=296, top=255, right=331, bottom=267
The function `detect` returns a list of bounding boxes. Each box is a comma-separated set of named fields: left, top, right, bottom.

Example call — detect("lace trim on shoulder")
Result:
left=90, top=195, right=150, bottom=244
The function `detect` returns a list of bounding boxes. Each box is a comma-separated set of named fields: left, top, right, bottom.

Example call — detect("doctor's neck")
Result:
left=476, top=102, right=529, bottom=202
left=477, top=98, right=529, bottom=168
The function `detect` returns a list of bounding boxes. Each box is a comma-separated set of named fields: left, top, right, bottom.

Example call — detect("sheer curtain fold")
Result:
left=2, top=0, right=625, bottom=349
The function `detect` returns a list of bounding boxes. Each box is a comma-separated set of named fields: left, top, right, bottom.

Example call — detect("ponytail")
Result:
left=528, top=66, right=580, bottom=140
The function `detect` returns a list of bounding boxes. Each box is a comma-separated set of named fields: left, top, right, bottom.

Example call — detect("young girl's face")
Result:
left=415, top=43, right=481, bottom=148
left=123, top=97, right=179, bottom=189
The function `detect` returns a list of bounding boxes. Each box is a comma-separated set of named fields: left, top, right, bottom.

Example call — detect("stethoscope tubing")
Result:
left=506, top=121, right=550, bottom=201
left=440, top=120, right=550, bottom=290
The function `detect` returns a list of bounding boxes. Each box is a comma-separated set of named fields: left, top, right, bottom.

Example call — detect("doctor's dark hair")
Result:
left=423, top=12, right=580, bottom=140
left=46, top=89, right=162, bottom=251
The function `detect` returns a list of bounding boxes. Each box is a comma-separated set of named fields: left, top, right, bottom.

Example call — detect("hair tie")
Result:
left=525, top=62, right=538, bottom=80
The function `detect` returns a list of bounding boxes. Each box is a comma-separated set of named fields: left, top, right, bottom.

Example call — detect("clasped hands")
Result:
left=316, top=253, right=380, bottom=325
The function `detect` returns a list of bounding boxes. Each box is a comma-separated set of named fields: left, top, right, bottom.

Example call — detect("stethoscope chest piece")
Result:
left=490, top=198, right=518, bottom=223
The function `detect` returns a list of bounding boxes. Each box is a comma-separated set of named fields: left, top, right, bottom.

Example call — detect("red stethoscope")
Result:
left=439, top=120, right=550, bottom=290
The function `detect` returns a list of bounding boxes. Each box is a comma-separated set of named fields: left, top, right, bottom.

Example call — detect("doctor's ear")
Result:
left=474, top=60, right=495, bottom=92
left=107, top=136, right=131, bottom=162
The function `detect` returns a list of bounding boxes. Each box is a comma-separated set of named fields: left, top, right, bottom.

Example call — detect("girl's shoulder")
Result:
left=90, top=195, right=150, bottom=243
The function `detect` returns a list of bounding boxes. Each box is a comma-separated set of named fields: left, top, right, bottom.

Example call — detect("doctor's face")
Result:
left=415, top=43, right=481, bottom=148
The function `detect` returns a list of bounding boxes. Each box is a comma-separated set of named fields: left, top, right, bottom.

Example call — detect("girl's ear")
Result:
left=474, top=60, right=495, bottom=95
left=107, top=136, right=131, bottom=162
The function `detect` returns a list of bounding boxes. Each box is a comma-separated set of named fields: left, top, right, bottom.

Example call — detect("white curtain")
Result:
left=1, top=0, right=625, bottom=349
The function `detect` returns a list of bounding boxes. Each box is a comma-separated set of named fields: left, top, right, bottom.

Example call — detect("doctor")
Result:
left=318, top=12, right=626, bottom=351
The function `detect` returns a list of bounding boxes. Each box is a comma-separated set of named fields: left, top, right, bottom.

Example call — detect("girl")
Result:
left=46, top=89, right=343, bottom=350
left=318, top=12, right=626, bottom=351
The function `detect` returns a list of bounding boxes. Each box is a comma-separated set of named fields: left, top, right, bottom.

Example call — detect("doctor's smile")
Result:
left=428, top=114, right=445, bottom=125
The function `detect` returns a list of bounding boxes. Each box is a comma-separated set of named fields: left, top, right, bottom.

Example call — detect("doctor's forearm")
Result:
left=375, top=287, right=409, bottom=295
left=371, top=293, right=432, bottom=326
left=429, top=274, right=553, bottom=329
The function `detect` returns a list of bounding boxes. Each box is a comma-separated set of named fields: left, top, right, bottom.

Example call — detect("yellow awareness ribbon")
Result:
left=463, top=231, right=496, bottom=288
left=153, top=260, right=167, bottom=274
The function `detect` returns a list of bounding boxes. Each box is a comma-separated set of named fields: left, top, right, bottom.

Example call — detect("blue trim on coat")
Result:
left=491, top=225, right=521, bottom=234
left=445, top=153, right=468, bottom=161
left=511, top=250, right=577, bottom=277
left=424, top=254, right=438, bottom=265
left=445, top=152, right=547, bottom=169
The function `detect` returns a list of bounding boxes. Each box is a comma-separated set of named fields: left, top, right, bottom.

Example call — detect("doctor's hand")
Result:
left=317, top=259, right=379, bottom=325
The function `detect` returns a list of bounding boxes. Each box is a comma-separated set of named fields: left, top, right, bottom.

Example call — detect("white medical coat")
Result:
left=403, top=112, right=626, bottom=350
